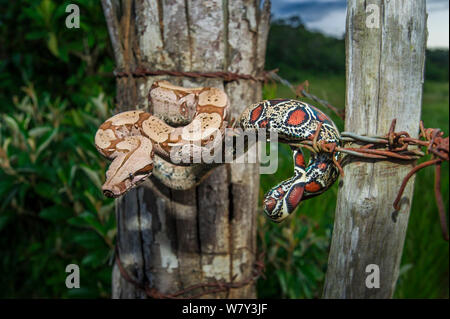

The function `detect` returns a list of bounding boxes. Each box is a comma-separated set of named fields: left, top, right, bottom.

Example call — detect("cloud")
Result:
left=427, top=0, right=449, bottom=11
left=272, top=0, right=346, bottom=22
left=427, top=7, right=449, bottom=48
left=306, top=8, right=346, bottom=38
left=271, top=0, right=449, bottom=48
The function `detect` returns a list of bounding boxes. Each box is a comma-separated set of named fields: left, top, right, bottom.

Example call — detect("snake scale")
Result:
left=95, top=81, right=341, bottom=223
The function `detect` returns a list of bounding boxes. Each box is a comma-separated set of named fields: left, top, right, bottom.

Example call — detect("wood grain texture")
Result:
left=323, top=0, right=427, bottom=299
left=102, top=0, right=271, bottom=299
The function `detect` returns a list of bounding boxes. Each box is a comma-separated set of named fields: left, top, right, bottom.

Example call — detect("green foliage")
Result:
left=266, top=18, right=449, bottom=83
left=0, top=0, right=115, bottom=113
left=0, top=84, right=115, bottom=298
left=258, top=75, right=344, bottom=299
left=0, top=0, right=115, bottom=298
left=257, top=141, right=336, bottom=298
left=425, top=49, right=449, bottom=82
left=258, top=74, right=449, bottom=299
left=0, top=1, right=448, bottom=299
left=265, top=18, right=346, bottom=82
left=394, top=81, right=449, bottom=299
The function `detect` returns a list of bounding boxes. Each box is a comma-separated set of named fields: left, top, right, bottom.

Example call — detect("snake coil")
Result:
left=95, top=82, right=341, bottom=222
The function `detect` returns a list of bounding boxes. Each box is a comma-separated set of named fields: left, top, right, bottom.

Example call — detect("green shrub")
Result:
left=258, top=76, right=449, bottom=299
left=0, top=0, right=115, bottom=298
left=0, top=0, right=447, bottom=299
left=0, top=83, right=115, bottom=298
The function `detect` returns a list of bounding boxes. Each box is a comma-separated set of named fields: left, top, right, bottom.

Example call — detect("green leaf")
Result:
left=25, top=30, right=47, bottom=40
left=91, top=93, right=108, bottom=119
left=3, top=114, right=20, bottom=136
left=39, top=205, right=72, bottom=222
left=56, top=167, right=67, bottom=184
left=70, top=109, right=84, bottom=127
left=68, top=211, right=107, bottom=236
left=72, top=231, right=105, bottom=249
left=29, top=126, right=51, bottom=138
left=69, top=165, right=77, bottom=185
left=295, top=225, right=308, bottom=241
left=38, top=0, right=56, bottom=27
left=276, top=269, right=288, bottom=296
left=36, top=127, right=58, bottom=159
left=82, top=249, right=109, bottom=267
left=302, top=264, right=323, bottom=281
left=47, top=32, right=59, bottom=57
left=79, top=165, right=102, bottom=190
left=300, top=280, right=313, bottom=299
left=0, top=187, right=19, bottom=211
left=399, top=263, right=414, bottom=277
left=34, top=182, right=58, bottom=201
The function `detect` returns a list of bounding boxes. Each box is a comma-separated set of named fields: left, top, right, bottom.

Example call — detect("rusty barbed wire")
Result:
left=114, top=118, right=448, bottom=299
left=111, top=67, right=341, bottom=298
left=266, top=73, right=345, bottom=120
left=291, top=119, right=449, bottom=241
left=113, top=67, right=447, bottom=296
left=113, top=67, right=344, bottom=121
left=114, top=67, right=279, bottom=83
left=114, top=245, right=265, bottom=299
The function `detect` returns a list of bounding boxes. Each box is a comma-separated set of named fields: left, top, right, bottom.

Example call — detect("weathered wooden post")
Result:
left=101, top=0, right=270, bottom=298
left=323, top=0, right=427, bottom=298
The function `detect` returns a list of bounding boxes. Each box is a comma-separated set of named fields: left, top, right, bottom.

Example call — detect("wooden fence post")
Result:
left=323, top=0, right=427, bottom=298
left=101, top=0, right=270, bottom=298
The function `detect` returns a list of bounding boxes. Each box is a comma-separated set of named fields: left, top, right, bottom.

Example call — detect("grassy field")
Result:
left=257, top=73, right=449, bottom=298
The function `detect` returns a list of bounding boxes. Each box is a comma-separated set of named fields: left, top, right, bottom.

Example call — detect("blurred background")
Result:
left=0, top=0, right=448, bottom=298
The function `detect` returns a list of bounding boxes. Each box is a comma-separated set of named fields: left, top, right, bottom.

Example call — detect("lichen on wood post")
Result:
left=323, top=0, right=427, bottom=298
left=101, top=0, right=271, bottom=299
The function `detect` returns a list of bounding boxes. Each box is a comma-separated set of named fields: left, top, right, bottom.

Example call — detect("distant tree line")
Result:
left=425, top=49, right=449, bottom=82
left=265, top=17, right=449, bottom=82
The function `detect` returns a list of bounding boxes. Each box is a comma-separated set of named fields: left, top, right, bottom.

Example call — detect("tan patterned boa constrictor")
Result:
left=95, top=81, right=229, bottom=197
left=95, top=81, right=341, bottom=222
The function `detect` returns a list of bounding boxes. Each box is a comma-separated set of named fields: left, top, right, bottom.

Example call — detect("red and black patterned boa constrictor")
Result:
left=240, top=99, right=341, bottom=222
left=95, top=82, right=341, bottom=223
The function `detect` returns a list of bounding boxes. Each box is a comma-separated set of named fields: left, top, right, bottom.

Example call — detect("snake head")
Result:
left=263, top=177, right=305, bottom=223
left=102, top=136, right=154, bottom=198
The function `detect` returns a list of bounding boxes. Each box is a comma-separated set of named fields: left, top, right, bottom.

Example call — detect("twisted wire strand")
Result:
left=112, top=68, right=448, bottom=297
left=114, top=244, right=265, bottom=299
left=114, top=67, right=277, bottom=82
left=291, top=119, right=449, bottom=241
left=113, top=67, right=344, bottom=120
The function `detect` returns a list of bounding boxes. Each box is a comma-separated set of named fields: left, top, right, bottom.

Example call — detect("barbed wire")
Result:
left=114, top=245, right=265, bottom=299
left=114, top=67, right=277, bottom=82
left=267, top=73, right=345, bottom=120
left=113, top=67, right=344, bottom=120
left=114, top=118, right=448, bottom=299
left=268, top=72, right=448, bottom=240
left=291, top=119, right=449, bottom=241
left=113, top=67, right=448, bottom=299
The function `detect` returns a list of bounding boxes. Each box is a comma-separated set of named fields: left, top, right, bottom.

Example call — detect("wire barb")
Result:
left=114, top=67, right=279, bottom=83
left=295, top=119, right=449, bottom=241
left=114, top=245, right=265, bottom=299
left=266, top=73, right=345, bottom=120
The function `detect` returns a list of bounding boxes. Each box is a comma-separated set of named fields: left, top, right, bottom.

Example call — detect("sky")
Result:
left=270, top=0, right=449, bottom=48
